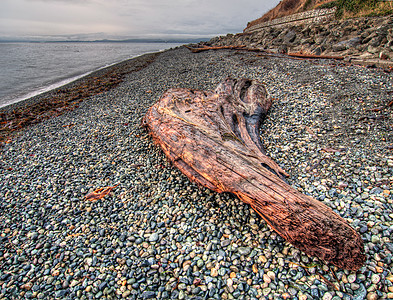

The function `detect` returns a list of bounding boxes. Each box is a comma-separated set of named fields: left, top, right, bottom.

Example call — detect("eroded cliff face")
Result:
left=247, top=0, right=331, bottom=28
left=207, top=15, right=393, bottom=62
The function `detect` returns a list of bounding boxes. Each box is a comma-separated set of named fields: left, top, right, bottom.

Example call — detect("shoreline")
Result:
left=0, top=44, right=181, bottom=110
left=0, top=46, right=392, bottom=299
left=0, top=49, right=168, bottom=145
left=0, top=49, right=167, bottom=112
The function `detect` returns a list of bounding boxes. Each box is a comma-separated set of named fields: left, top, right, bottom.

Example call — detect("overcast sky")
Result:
left=0, top=0, right=279, bottom=40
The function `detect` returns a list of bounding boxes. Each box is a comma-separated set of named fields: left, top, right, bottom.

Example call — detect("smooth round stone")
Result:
left=227, top=278, right=233, bottom=287
left=360, top=225, right=368, bottom=233
left=267, top=271, right=276, bottom=280
left=233, top=290, right=241, bottom=298
left=371, top=235, right=380, bottom=243
left=322, top=292, right=333, bottom=300
left=95, top=291, right=103, bottom=298
left=54, top=290, right=67, bottom=298
left=361, top=192, right=369, bottom=199
left=221, top=240, right=230, bottom=247
left=218, top=268, right=226, bottom=276
left=211, top=268, right=218, bottom=277
left=122, top=290, right=131, bottom=298
left=288, top=288, right=297, bottom=296
left=192, top=287, right=201, bottom=295
left=347, top=274, right=356, bottom=283
left=237, top=247, right=251, bottom=256
left=263, top=288, right=271, bottom=296
left=371, top=274, right=380, bottom=284
left=370, top=187, right=383, bottom=195
left=351, top=283, right=360, bottom=290
left=367, top=292, right=378, bottom=300
left=142, top=291, right=156, bottom=299
left=46, top=277, right=54, bottom=285
left=263, top=274, right=271, bottom=284
left=311, top=288, right=320, bottom=298
left=230, top=266, right=239, bottom=273
left=149, top=233, right=159, bottom=242
left=197, top=259, right=204, bottom=268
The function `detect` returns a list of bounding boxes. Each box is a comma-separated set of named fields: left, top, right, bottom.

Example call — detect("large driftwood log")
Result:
left=142, top=78, right=365, bottom=270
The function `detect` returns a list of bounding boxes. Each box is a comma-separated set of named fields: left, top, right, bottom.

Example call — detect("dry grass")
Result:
left=342, top=1, right=393, bottom=17
left=314, top=0, right=338, bottom=9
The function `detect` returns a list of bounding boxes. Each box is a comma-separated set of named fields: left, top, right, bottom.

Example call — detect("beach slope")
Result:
left=0, top=46, right=392, bottom=299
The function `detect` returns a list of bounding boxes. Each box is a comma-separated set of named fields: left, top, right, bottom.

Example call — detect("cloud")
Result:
left=26, top=0, right=91, bottom=2
left=0, top=0, right=279, bottom=39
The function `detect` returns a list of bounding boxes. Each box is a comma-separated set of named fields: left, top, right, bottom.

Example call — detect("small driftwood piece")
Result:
left=287, top=52, right=345, bottom=60
left=142, top=78, right=365, bottom=270
left=84, top=184, right=119, bottom=201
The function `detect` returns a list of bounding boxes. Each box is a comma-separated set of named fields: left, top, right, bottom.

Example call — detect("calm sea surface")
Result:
left=0, top=42, right=182, bottom=108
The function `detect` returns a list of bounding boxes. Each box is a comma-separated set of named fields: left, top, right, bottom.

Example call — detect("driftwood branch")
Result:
left=185, top=45, right=345, bottom=60
left=287, top=52, right=344, bottom=60
left=185, top=45, right=247, bottom=53
left=142, top=78, right=365, bottom=270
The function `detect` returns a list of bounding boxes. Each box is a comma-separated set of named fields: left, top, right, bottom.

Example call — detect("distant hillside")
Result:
left=246, top=0, right=393, bottom=29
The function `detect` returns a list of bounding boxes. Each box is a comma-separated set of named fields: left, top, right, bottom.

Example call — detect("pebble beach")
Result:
left=0, top=46, right=392, bottom=299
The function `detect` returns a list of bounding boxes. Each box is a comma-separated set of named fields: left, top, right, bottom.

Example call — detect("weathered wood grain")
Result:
left=142, top=78, right=365, bottom=270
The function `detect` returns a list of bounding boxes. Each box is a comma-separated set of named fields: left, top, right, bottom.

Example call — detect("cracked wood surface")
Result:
left=142, top=78, right=365, bottom=270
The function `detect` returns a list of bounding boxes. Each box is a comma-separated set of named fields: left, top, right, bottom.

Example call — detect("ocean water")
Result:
left=0, top=42, right=182, bottom=108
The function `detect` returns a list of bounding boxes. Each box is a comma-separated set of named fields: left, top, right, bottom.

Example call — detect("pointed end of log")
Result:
left=342, top=245, right=366, bottom=271
left=283, top=213, right=366, bottom=271
left=329, top=228, right=366, bottom=271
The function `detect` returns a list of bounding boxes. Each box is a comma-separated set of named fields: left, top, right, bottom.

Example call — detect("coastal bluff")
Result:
left=244, top=8, right=337, bottom=33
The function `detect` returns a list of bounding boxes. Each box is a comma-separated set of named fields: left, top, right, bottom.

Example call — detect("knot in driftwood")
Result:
left=142, top=78, right=365, bottom=270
